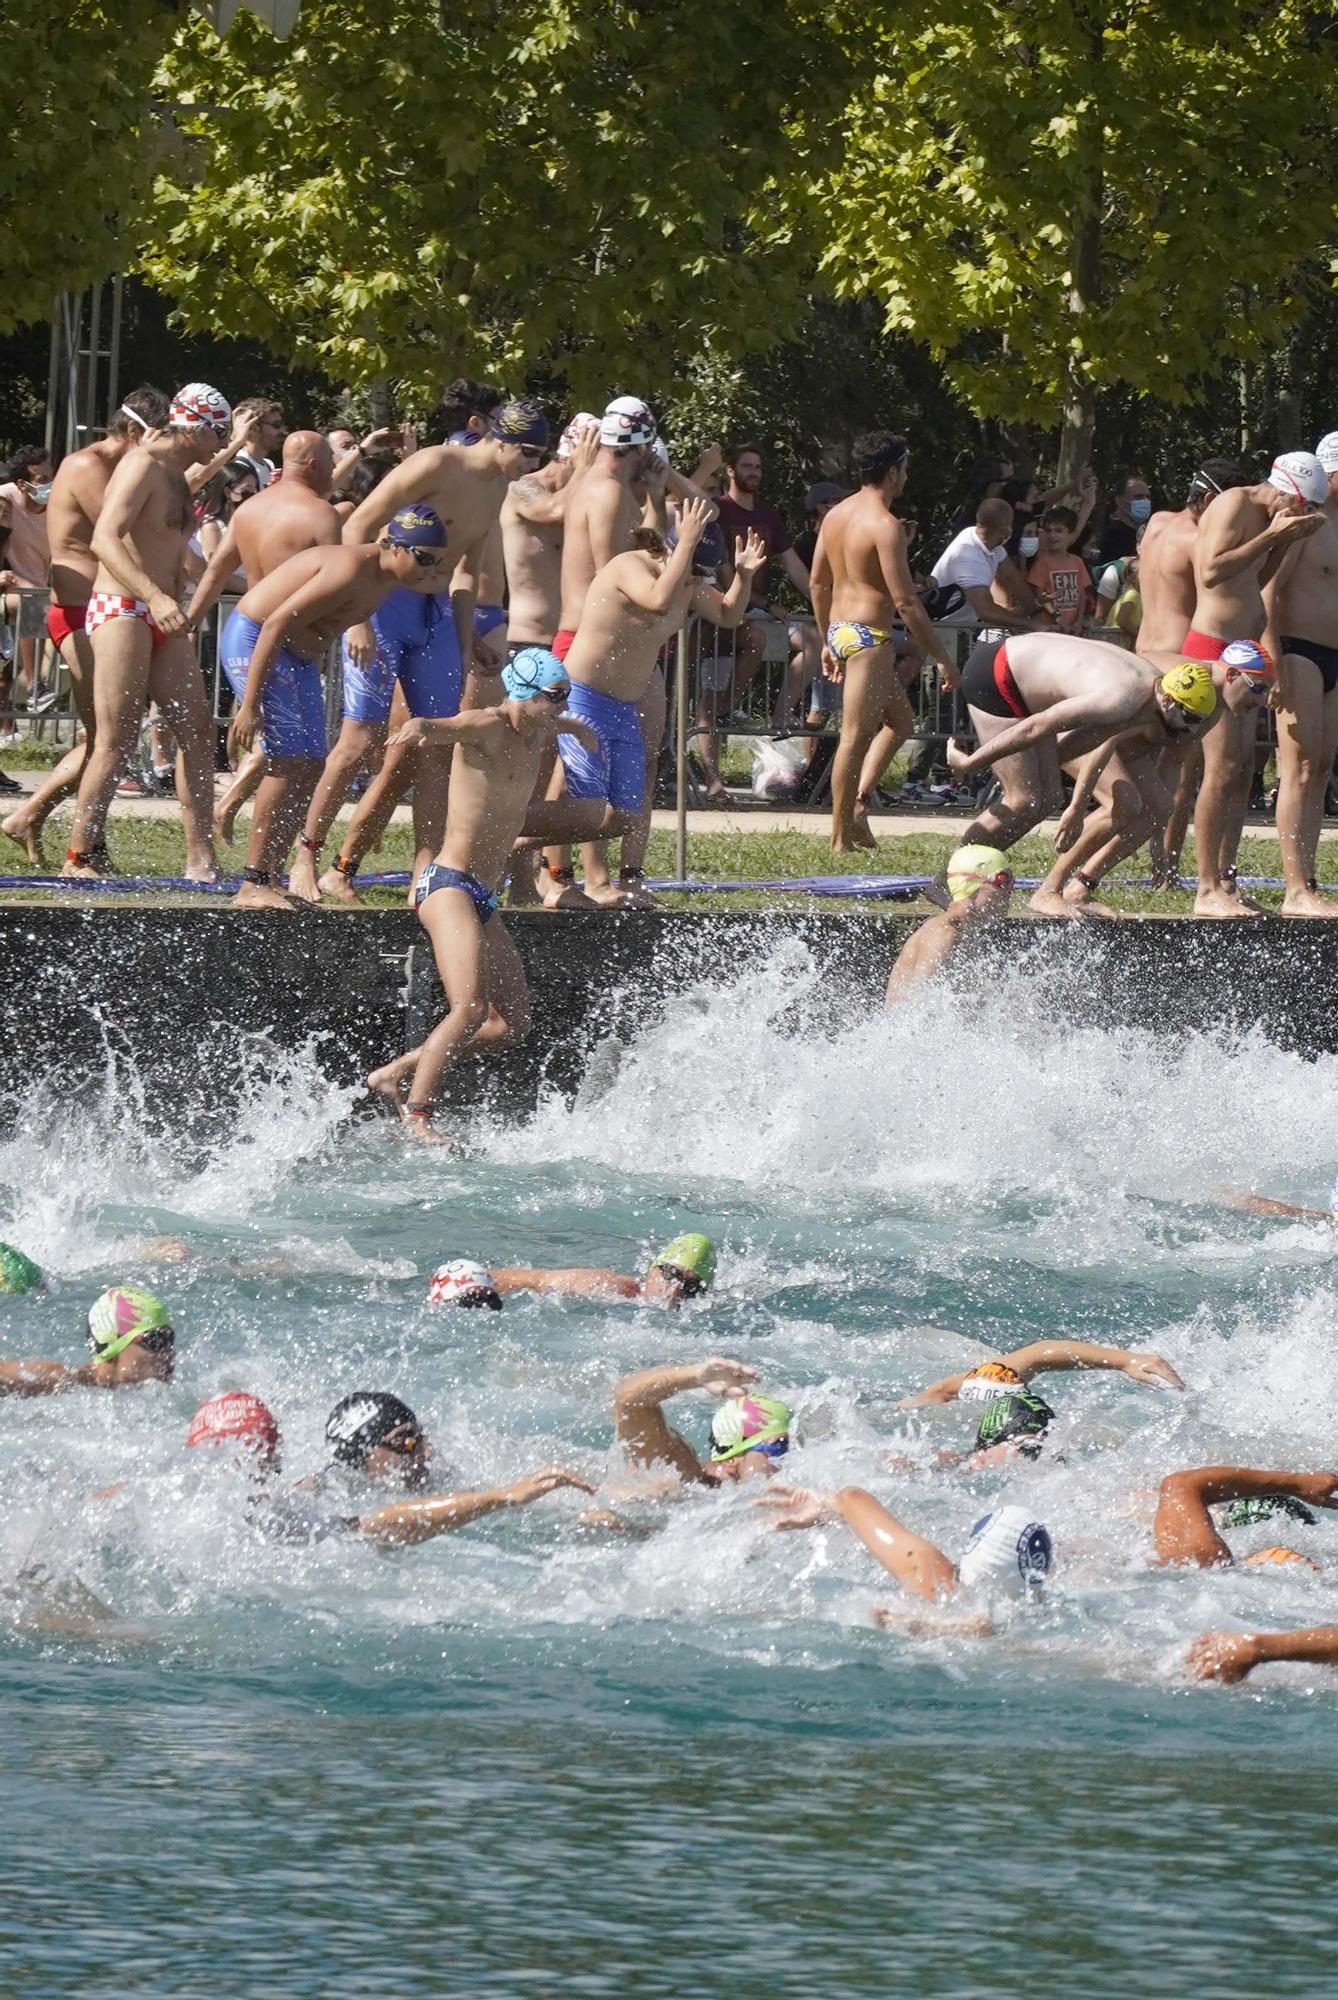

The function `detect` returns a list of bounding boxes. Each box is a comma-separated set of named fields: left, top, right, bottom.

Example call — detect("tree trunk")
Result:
left=369, top=376, right=392, bottom=429
left=1056, top=196, right=1101, bottom=491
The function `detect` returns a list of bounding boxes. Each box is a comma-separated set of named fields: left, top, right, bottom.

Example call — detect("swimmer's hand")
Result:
left=391, top=717, right=430, bottom=751
left=472, top=630, right=507, bottom=674
left=1054, top=804, right=1084, bottom=854
left=695, top=1356, right=759, bottom=1398
left=1267, top=509, right=1326, bottom=547
left=945, top=735, right=973, bottom=774
left=1123, top=1353, right=1186, bottom=1392
left=1185, top=1631, right=1261, bottom=1684
left=345, top=620, right=377, bottom=668
left=821, top=644, right=843, bottom=685
left=228, top=699, right=262, bottom=757
left=1288, top=1471, right=1338, bottom=1510
left=756, top=1484, right=835, bottom=1531
left=514, top=1467, right=598, bottom=1503
left=149, top=589, right=188, bottom=640
left=934, top=653, right=963, bottom=694
left=676, top=495, right=712, bottom=548
left=555, top=716, right=601, bottom=755
left=872, top=1606, right=994, bottom=1639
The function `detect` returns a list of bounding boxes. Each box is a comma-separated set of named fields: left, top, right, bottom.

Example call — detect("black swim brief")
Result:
left=1280, top=635, right=1338, bottom=696
left=960, top=637, right=1029, bottom=720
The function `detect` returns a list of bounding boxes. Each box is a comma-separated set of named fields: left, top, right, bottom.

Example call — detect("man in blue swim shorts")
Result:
left=226, top=510, right=450, bottom=908
left=366, top=646, right=600, bottom=1137
left=556, top=498, right=763, bottom=904
left=310, top=399, right=551, bottom=904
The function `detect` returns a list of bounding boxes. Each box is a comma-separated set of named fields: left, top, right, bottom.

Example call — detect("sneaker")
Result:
left=116, top=771, right=152, bottom=797
left=28, top=690, right=60, bottom=717
left=0, top=771, right=22, bottom=796
left=899, top=781, right=932, bottom=803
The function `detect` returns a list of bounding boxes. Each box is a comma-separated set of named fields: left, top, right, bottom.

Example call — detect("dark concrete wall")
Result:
left=0, top=906, right=1331, bottom=1125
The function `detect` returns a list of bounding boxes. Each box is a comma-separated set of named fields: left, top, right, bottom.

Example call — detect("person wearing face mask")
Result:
left=1096, top=474, right=1153, bottom=566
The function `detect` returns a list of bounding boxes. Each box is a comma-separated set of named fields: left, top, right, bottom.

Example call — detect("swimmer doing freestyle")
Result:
left=425, top=1233, right=718, bottom=1310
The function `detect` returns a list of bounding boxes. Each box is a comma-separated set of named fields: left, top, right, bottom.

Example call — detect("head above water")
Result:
left=958, top=1361, right=1025, bottom=1402
left=85, top=1284, right=175, bottom=1380
left=0, top=1241, right=43, bottom=1293
left=946, top=844, right=1015, bottom=906
left=709, top=1393, right=792, bottom=1463
left=647, top=1233, right=716, bottom=1301
left=427, top=1259, right=503, bottom=1309
left=186, top=1392, right=282, bottom=1473
left=958, top=1506, right=1053, bottom=1597
left=973, top=1389, right=1055, bottom=1460
left=325, top=1390, right=430, bottom=1489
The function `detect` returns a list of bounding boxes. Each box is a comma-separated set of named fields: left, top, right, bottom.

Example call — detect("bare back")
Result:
left=501, top=468, right=571, bottom=645
left=1005, top=631, right=1159, bottom=717
left=816, top=490, right=905, bottom=626
left=440, top=713, right=555, bottom=887
left=558, top=460, right=641, bottom=630
left=343, top=444, right=505, bottom=568
left=563, top=551, right=694, bottom=700
left=93, top=444, right=194, bottom=599
left=47, top=439, right=123, bottom=605
left=237, top=544, right=389, bottom=657
left=1135, top=508, right=1197, bottom=662
left=233, top=480, right=340, bottom=585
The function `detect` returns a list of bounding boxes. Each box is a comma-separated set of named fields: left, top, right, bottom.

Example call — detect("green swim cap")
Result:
left=85, top=1284, right=173, bottom=1362
left=974, top=1389, right=1054, bottom=1458
left=709, top=1393, right=793, bottom=1461
left=651, top=1233, right=717, bottom=1292
left=1223, top=1494, right=1317, bottom=1530
left=0, top=1242, right=43, bottom=1293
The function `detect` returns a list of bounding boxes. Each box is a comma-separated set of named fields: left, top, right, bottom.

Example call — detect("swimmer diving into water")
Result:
left=885, top=844, right=1016, bottom=1000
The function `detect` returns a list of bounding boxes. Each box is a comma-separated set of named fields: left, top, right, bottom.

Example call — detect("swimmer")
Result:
left=1186, top=1625, right=1338, bottom=1685
left=225, top=507, right=451, bottom=908
left=762, top=1488, right=1052, bottom=1626
left=65, top=383, right=235, bottom=881
left=0, top=1284, right=174, bottom=1397
left=946, top=636, right=1219, bottom=856
left=613, top=1357, right=791, bottom=1487
left=364, top=648, right=601, bottom=1137
left=431, top=1232, right=718, bottom=1310
left=884, top=844, right=1015, bottom=1001
left=891, top=1387, right=1058, bottom=1474
left=903, top=1339, right=1186, bottom=1407
left=1189, top=451, right=1327, bottom=917
left=1263, top=433, right=1338, bottom=916
left=1153, top=1465, right=1338, bottom=1569
left=1216, top=1186, right=1337, bottom=1225
left=808, top=431, right=960, bottom=852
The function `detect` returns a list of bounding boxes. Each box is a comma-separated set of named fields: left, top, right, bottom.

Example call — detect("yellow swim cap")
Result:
left=946, top=844, right=1013, bottom=901
left=1160, top=661, right=1217, bottom=717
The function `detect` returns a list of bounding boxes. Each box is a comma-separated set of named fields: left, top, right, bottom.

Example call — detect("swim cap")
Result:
left=502, top=647, right=570, bottom=702
left=946, top=844, right=1013, bottom=900
left=448, top=427, right=483, bottom=447
left=85, top=1284, right=173, bottom=1362
left=1242, top=1545, right=1322, bottom=1572
left=427, top=1259, right=502, bottom=1309
left=490, top=398, right=550, bottom=450
left=1268, top=451, right=1328, bottom=506
left=383, top=505, right=447, bottom=549
left=958, top=1506, right=1053, bottom=1596
left=0, top=1242, right=42, bottom=1293
left=599, top=396, right=657, bottom=449
left=709, top=1393, right=792, bottom=1461
left=667, top=520, right=728, bottom=576
left=169, top=383, right=232, bottom=438
left=1222, top=1494, right=1317, bottom=1529
left=957, top=1361, right=1026, bottom=1403
left=557, top=412, right=599, bottom=460
left=972, top=1390, right=1054, bottom=1460
left=1220, top=638, right=1274, bottom=680
left=1315, top=432, right=1338, bottom=474
left=186, top=1392, right=281, bottom=1460
left=650, top=1232, right=717, bottom=1291
left=1160, top=661, right=1217, bottom=717
left=325, top=1391, right=423, bottom=1470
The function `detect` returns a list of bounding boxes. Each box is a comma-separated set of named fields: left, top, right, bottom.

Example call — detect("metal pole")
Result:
left=107, top=272, right=124, bottom=420
left=675, top=622, right=689, bottom=884
left=63, top=295, right=81, bottom=458
left=44, top=305, right=61, bottom=460
left=85, top=282, right=103, bottom=444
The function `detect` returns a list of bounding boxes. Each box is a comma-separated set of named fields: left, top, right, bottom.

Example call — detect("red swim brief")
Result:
left=1179, top=628, right=1229, bottom=662
left=85, top=592, right=168, bottom=651
left=551, top=628, right=577, bottom=663
left=46, top=602, right=88, bottom=650
left=993, top=639, right=1028, bottom=719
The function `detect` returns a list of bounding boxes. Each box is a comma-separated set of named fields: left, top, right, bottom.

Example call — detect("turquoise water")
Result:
left=3, top=946, right=1338, bottom=1996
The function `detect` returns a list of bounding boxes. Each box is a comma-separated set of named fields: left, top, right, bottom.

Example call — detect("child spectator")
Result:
left=1027, top=507, right=1092, bottom=633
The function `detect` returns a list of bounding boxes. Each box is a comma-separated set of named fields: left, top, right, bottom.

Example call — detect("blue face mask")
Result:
left=1129, top=496, right=1152, bottom=522
left=27, top=481, right=52, bottom=505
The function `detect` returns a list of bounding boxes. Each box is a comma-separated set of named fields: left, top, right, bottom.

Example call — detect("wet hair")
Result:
left=108, top=385, right=170, bottom=438
left=854, top=430, right=909, bottom=486
left=1042, top=505, right=1078, bottom=530
left=1, top=443, right=50, bottom=484
left=439, top=377, right=503, bottom=433
left=630, top=525, right=668, bottom=556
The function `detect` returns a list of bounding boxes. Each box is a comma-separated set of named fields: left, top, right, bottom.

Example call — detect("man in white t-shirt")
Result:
left=928, top=499, right=1043, bottom=637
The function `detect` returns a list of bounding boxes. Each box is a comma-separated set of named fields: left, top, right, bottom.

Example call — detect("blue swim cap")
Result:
left=503, top=646, right=570, bottom=701
left=383, top=505, right=447, bottom=549
left=490, top=398, right=550, bottom=450
left=448, top=428, right=483, bottom=448
left=668, top=520, right=729, bottom=575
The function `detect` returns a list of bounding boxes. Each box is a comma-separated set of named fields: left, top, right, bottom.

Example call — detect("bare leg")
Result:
left=320, top=734, right=417, bottom=905
left=619, top=670, right=666, bottom=905
left=66, top=620, right=154, bottom=872
left=1276, top=656, right=1338, bottom=915
left=958, top=711, right=1065, bottom=853
left=396, top=898, right=530, bottom=1132
left=291, top=717, right=386, bottom=902
left=233, top=755, right=323, bottom=911
left=215, top=747, right=266, bottom=846
left=148, top=635, right=220, bottom=881
left=4, top=628, right=97, bottom=858
left=1194, top=707, right=1259, bottom=917
left=832, top=645, right=906, bottom=851
left=1155, top=740, right=1200, bottom=886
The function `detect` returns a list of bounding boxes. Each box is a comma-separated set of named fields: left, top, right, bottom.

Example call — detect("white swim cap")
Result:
left=1315, top=433, right=1338, bottom=474
left=169, top=382, right=232, bottom=438
left=427, top=1259, right=502, bottom=1309
left=957, top=1361, right=1026, bottom=1402
left=958, top=1506, right=1053, bottom=1596
left=600, top=395, right=657, bottom=449
left=556, top=412, right=598, bottom=460
left=1268, top=451, right=1328, bottom=506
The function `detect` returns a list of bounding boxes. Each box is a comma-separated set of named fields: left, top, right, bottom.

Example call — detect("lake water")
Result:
left=3, top=942, right=1337, bottom=1997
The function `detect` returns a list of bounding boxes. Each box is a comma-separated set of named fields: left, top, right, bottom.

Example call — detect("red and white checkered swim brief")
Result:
left=85, top=592, right=169, bottom=651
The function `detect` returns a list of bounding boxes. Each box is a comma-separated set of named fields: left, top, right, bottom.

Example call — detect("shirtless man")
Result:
left=427, top=1232, right=718, bottom=1310
left=309, top=399, right=549, bottom=903
left=1187, top=451, right=1327, bottom=917
left=187, top=431, right=340, bottom=866
left=613, top=1357, right=792, bottom=1487
left=222, top=508, right=451, bottom=907
left=0, top=387, right=169, bottom=865
left=885, top=843, right=1016, bottom=999
left=1153, top=1464, right=1338, bottom=1568
left=0, top=1283, right=174, bottom=1397
left=809, top=431, right=959, bottom=852
left=501, top=414, right=599, bottom=651
left=946, top=635, right=1218, bottom=853
left=64, top=384, right=234, bottom=880
left=365, top=647, right=601, bottom=1137
left=553, top=501, right=761, bottom=902
left=1263, top=432, right=1338, bottom=917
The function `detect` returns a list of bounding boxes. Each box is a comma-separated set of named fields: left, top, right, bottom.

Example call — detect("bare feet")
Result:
left=287, top=851, right=322, bottom=905
left=618, top=876, right=660, bottom=910
left=61, top=855, right=100, bottom=880
left=233, top=879, right=298, bottom=911
left=0, top=812, right=42, bottom=866
left=1062, top=881, right=1119, bottom=918
left=583, top=880, right=632, bottom=908
left=1194, top=886, right=1263, bottom=919
left=400, top=1105, right=446, bottom=1144
left=545, top=881, right=599, bottom=909
left=1280, top=886, right=1338, bottom=918
left=367, top=1054, right=417, bottom=1105
left=318, top=864, right=363, bottom=905
left=850, top=803, right=879, bottom=852
left=831, top=836, right=866, bottom=855
left=185, top=857, right=224, bottom=885
left=1029, top=887, right=1090, bottom=919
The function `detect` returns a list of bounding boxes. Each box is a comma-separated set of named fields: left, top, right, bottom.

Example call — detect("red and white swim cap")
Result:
left=599, top=396, right=657, bottom=449
left=427, top=1259, right=502, bottom=1309
left=185, top=1391, right=280, bottom=1457
left=169, top=382, right=233, bottom=438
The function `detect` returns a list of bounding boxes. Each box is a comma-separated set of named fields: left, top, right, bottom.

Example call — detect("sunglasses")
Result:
left=519, top=446, right=547, bottom=465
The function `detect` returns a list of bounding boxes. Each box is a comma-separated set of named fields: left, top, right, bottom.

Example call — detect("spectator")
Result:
left=0, top=445, right=54, bottom=728
left=952, top=453, right=1013, bottom=531
left=715, top=443, right=811, bottom=709
left=1097, top=551, right=1142, bottom=638
left=927, top=499, right=1042, bottom=638
left=184, top=461, right=259, bottom=588
left=783, top=480, right=849, bottom=731
left=1096, top=473, right=1152, bottom=565
left=231, top=399, right=286, bottom=486
left=1027, top=507, right=1092, bottom=633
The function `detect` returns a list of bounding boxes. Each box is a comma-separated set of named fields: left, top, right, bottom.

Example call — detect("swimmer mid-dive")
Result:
left=0, top=1285, right=174, bottom=1398
left=427, top=1232, right=718, bottom=1310
left=613, top=1357, right=791, bottom=1487
left=885, top=844, right=1015, bottom=1002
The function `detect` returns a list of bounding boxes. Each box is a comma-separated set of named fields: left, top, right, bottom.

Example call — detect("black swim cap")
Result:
left=974, top=1390, right=1055, bottom=1459
left=325, top=1391, right=423, bottom=1471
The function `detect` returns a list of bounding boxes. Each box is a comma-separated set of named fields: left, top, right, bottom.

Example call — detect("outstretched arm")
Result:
left=760, top=1485, right=959, bottom=1602
left=358, top=1468, right=596, bottom=1547
left=1154, top=1466, right=1338, bottom=1568
left=0, top=1358, right=91, bottom=1398
left=614, top=1356, right=758, bottom=1480
left=950, top=688, right=1140, bottom=779
left=695, top=531, right=766, bottom=631
left=1187, top=1626, right=1338, bottom=1685
left=187, top=517, right=244, bottom=628
left=492, top=1265, right=640, bottom=1299
left=903, top=1340, right=1184, bottom=1408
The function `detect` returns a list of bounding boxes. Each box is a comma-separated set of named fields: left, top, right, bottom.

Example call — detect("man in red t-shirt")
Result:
left=1027, top=506, right=1092, bottom=633
left=714, top=443, right=812, bottom=707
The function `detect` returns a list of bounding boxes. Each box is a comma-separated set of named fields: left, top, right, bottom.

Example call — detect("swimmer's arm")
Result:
left=232, top=563, right=331, bottom=735
left=1216, top=1188, right=1335, bottom=1222
left=509, top=474, right=568, bottom=526
left=622, top=533, right=698, bottom=616
left=875, top=522, right=957, bottom=684
left=950, top=690, right=1136, bottom=778
left=357, top=1468, right=597, bottom=1547
left=1153, top=1467, right=1338, bottom=1568
left=342, top=447, right=445, bottom=543
left=1056, top=732, right=1141, bottom=839
left=885, top=915, right=957, bottom=1004
left=185, top=411, right=258, bottom=495
left=587, top=480, right=628, bottom=574
left=833, top=1487, right=960, bottom=1602
left=492, top=1266, right=641, bottom=1299
left=614, top=1357, right=757, bottom=1479
left=186, top=517, right=244, bottom=628
left=809, top=529, right=833, bottom=640
left=392, top=709, right=502, bottom=749
left=1186, top=1626, right=1338, bottom=1685
left=0, top=1358, right=95, bottom=1397
left=663, top=465, right=719, bottom=518
left=997, top=1340, right=1185, bottom=1392
left=1198, top=499, right=1313, bottom=587
left=451, top=542, right=483, bottom=671
left=693, top=538, right=761, bottom=630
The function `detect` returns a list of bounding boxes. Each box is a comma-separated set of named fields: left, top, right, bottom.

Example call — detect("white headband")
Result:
left=118, top=404, right=152, bottom=431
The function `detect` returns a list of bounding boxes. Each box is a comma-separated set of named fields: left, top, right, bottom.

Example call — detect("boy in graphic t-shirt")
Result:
left=1027, top=506, right=1092, bottom=633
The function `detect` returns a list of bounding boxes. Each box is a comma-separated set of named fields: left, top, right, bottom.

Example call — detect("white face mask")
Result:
left=1019, top=534, right=1040, bottom=558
